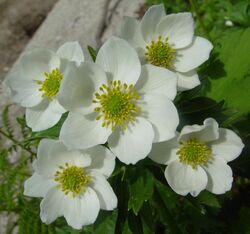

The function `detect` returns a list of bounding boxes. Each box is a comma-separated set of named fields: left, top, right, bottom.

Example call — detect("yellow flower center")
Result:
left=54, top=163, right=91, bottom=197
left=93, top=80, right=140, bottom=131
left=37, top=68, right=63, bottom=100
left=177, top=138, right=212, bottom=169
left=145, top=36, right=176, bottom=69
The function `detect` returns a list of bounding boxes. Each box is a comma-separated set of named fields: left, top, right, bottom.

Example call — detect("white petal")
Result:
left=204, top=157, right=233, bottom=194
left=25, top=99, right=65, bottom=132
left=140, top=93, right=179, bottom=142
left=48, top=140, right=92, bottom=168
left=63, top=187, right=100, bottom=229
left=20, top=48, right=60, bottom=81
left=179, top=118, right=219, bottom=143
left=141, top=4, right=165, bottom=42
left=60, top=112, right=112, bottom=150
left=36, top=139, right=91, bottom=177
left=40, top=187, right=64, bottom=224
left=108, top=117, right=154, bottom=164
left=35, top=139, right=57, bottom=171
left=24, top=173, right=56, bottom=197
left=174, top=37, right=213, bottom=73
left=4, top=71, right=42, bottom=107
left=96, top=37, right=141, bottom=85
left=156, top=13, right=194, bottom=49
left=135, top=64, right=177, bottom=100
left=89, top=172, right=117, bottom=210
left=58, top=62, right=107, bottom=114
left=177, top=70, right=200, bottom=91
left=119, top=16, right=146, bottom=48
left=56, top=41, right=84, bottom=63
left=165, top=160, right=208, bottom=196
left=210, top=128, right=244, bottom=162
left=85, top=145, right=115, bottom=177
left=149, top=135, right=179, bottom=165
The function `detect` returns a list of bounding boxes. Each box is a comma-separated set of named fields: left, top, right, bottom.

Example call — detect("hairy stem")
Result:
left=0, top=129, right=35, bottom=155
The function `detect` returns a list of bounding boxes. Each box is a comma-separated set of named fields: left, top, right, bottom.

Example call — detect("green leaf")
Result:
left=204, top=27, right=250, bottom=119
left=197, top=191, right=221, bottom=208
left=94, top=210, right=117, bottom=234
left=87, top=46, right=97, bottom=62
left=128, top=168, right=154, bottom=215
left=176, top=96, right=226, bottom=128
left=31, top=112, right=68, bottom=139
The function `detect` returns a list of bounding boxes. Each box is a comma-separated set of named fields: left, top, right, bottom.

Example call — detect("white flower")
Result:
left=118, top=4, right=213, bottom=91
left=24, top=139, right=117, bottom=229
left=149, top=118, right=244, bottom=196
left=58, top=37, right=179, bottom=165
left=4, top=42, right=84, bottom=131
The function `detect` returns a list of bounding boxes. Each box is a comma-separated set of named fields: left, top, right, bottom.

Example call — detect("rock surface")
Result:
left=0, top=0, right=144, bottom=232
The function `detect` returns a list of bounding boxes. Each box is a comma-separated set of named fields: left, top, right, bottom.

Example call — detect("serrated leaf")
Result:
left=128, top=169, right=154, bottom=215
left=204, top=28, right=250, bottom=119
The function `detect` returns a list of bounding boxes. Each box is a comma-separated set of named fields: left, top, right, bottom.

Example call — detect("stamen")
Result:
left=145, top=36, right=176, bottom=69
left=37, top=68, right=63, bottom=100
left=93, top=80, right=140, bottom=131
left=54, top=163, right=91, bottom=197
left=177, top=138, right=212, bottom=169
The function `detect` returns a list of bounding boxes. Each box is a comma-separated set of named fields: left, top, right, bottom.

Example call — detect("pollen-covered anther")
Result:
left=177, top=138, right=212, bottom=169
left=145, top=35, right=176, bottom=69
left=93, top=80, right=140, bottom=131
left=37, top=68, right=63, bottom=100
left=54, top=163, right=91, bottom=197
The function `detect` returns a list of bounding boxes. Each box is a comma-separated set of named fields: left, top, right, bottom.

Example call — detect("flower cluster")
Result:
left=4, top=4, right=244, bottom=230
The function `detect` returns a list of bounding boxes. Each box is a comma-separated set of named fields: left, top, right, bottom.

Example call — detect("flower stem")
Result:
left=0, top=129, right=35, bottom=155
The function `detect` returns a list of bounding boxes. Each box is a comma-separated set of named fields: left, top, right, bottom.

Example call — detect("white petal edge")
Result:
left=156, top=12, right=194, bottom=49
left=60, top=112, right=112, bottom=150
left=36, top=139, right=91, bottom=177
left=174, top=37, right=213, bottom=73
left=149, top=134, right=179, bottom=165
left=24, top=173, right=55, bottom=198
left=135, top=64, right=177, bottom=100
left=20, top=48, right=60, bottom=81
left=40, top=187, right=64, bottom=225
left=165, top=160, right=208, bottom=197
left=210, top=128, right=244, bottom=162
left=140, top=93, right=179, bottom=142
left=108, top=117, right=154, bottom=165
left=119, top=16, right=146, bottom=48
left=96, top=37, right=141, bottom=85
left=141, top=4, right=166, bottom=42
left=4, top=71, right=42, bottom=107
left=204, top=157, right=233, bottom=194
left=25, top=99, right=65, bottom=132
left=56, top=41, right=84, bottom=64
left=63, top=187, right=100, bottom=229
left=58, top=62, right=107, bottom=114
left=179, top=118, right=219, bottom=143
left=177, top=70, right=200, bottom=91
left=85, top=145, right=115, bottom=177
left=89, top=172, right=117, bottom=210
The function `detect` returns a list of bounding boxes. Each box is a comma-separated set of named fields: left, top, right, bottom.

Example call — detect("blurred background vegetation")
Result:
left=0, top=0, right=249, bottom=233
